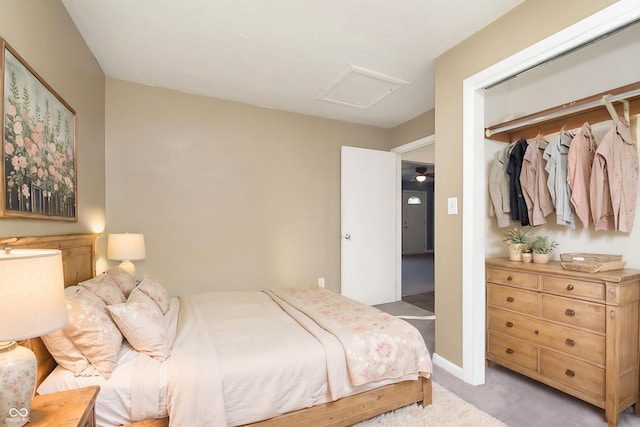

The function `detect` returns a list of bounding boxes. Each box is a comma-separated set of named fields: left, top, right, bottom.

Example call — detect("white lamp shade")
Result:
left=0, top=249, right=67, bottom=341
left=107, top=233, right=146, bottom=261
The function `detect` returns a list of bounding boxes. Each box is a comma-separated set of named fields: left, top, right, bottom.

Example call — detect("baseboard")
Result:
left=432, top=353, right=464, bottom=380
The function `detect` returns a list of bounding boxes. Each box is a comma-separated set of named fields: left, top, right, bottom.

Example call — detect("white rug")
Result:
left=353, top=381, right=508, bottom=427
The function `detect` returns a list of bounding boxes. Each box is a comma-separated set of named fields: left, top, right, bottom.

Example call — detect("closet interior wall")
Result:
left=483, top=21, right=640, bottom=267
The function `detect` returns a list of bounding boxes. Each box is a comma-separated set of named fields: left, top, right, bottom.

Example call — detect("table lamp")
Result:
left=107, top=233, right=146, bottom=277
left=0, top=248, right=67, bottom=427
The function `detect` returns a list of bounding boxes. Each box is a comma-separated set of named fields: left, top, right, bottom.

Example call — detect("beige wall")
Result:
left=105, top=78, right=392, bottom=295
left=0, top=1, right=105, bottom=242
left=433, top=0, right=617, bottom=366
left=390, top=109, right=435, bottom=147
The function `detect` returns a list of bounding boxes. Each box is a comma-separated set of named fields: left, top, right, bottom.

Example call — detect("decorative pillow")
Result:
left=137, top=275, right=170, bottom=314
left=107, top=289, right=169, bottom=361
left=63, top=288, right=123, bottom=378
left=41, top=329, right=99, bottom=376
left=64, top=285, right=81, bottom=296
left=79, top=273, right=126, bottom=305
left=106, top=266, right=137, bottom=298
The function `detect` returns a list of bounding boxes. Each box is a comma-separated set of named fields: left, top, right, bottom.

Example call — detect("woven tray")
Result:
left=560, top=253, right=625, bottom=273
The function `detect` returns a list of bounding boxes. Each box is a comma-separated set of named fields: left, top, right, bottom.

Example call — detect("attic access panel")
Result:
left=317, top=65, right=410, bottom=109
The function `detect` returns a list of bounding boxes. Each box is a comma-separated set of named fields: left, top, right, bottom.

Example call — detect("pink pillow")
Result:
left=41, top=329, right=99, bottom=376
left=108, top=289, right=169, bottom=361
left=137, top=275, right=170, bottom=314
left=106, top=266, right=137, bottom=298
left=63, top=288, right=123, bottom=378
left=79, top=273, right=126, bottom=305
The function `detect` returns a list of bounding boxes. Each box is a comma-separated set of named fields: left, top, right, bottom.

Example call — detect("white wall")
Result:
left=484, top=22, right=640, bottom=267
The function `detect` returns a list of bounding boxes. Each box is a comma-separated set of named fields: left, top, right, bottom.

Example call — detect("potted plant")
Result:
left=503, top=227, right=532, bottom=261
left=530, top=235, right=558, bottom=264
left=521, top=246, right=533, bottom=263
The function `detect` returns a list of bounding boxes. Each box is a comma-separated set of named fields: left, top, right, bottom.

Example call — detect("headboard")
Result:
left=5, top=233, right=99, bottom=387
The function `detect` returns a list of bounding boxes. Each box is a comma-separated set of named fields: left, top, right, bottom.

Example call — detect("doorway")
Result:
left=400, top=161, right=435, bottom=313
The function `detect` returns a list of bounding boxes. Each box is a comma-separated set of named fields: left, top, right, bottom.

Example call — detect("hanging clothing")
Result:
left=590, top=120, right=638, bottom=232
left=488, top=145, right=512, bottom=228
left=543, top=131, right=575, bottom=228
left=506, top=138, right=529, bottom=226
left=567, top=123, right=596, bottom=229
left=520, top=137, right=553, bottom=226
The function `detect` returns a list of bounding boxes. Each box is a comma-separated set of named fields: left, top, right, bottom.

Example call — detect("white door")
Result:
left=402, top=190, right=427, bottom=254
left=341, top=146, right=397, bottom=305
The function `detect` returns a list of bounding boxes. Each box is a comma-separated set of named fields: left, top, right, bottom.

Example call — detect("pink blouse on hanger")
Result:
left=567, top=123, right=596, bottom=229
left=590, top=120, right=638, bottom=232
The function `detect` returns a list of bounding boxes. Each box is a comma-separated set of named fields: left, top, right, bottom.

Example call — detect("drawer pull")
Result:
left=505, top=321, right=513, bottom=328
left=534, top=330, right=539, bottom=335
left=565, top=369, right=576, bottom=378
left=565, top=309, right=576, bottom=317
left=506, top=296, right=515, bottom=303
left=507, top=275, right=513, bottom=281
left=565, top=338, right=576, bottom=347
left=566, top=284, right=574, bottom=291
left=505, top=348, right=514, bottom=355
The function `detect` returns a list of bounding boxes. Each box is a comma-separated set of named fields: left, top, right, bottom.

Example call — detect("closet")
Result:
left=482, top=21, right=640, bottom=427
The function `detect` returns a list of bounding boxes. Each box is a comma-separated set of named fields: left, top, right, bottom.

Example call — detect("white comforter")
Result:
left=163, top=288, right=432, bottom=427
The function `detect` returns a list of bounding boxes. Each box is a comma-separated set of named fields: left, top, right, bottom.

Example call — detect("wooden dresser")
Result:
left=485, top=258, right=640, bottom=427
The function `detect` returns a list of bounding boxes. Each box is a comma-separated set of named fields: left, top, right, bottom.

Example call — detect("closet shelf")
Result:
left=485, top=82, right=640, bottom=143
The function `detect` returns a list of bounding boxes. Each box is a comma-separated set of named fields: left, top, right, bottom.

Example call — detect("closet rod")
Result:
left=485, top=86, right=640, bottom=138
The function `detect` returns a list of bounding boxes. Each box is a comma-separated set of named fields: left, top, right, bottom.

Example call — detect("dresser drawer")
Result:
left=541, top=275, right=605, bottom=302
left=487, top=331, right=537, bottom=371
left=487, top=283, right=538, bottom=316
left=541, top=294, right=605, bottom=333
left=540, top=349, right=605, bottom=399
left=487, top=268, right=538, bottom=290
left=532, top=319, right=605, bottom=366
left=487, top=307, right=537, bottom=342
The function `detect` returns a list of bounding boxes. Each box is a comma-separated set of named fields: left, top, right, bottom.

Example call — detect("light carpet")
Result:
left=352, top=381, right=508, bottom=427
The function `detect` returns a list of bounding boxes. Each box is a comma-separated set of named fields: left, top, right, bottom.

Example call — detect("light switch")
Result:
left=448, top=197, right=458, bottom=215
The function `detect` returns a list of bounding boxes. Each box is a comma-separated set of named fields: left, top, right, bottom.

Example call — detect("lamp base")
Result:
left=0, top=341, right=36, bottom=427
left=118, top=260, right=136, bottom=278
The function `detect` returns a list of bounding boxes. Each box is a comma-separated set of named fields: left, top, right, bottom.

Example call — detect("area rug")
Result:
left=352, top=381, right=508, bottom=427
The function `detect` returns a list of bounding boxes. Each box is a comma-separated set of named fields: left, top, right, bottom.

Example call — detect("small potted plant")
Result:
left=530, top=235, right=558, bottom=264
left=521, top=246, right=533, bottom=263
left=503, top=227, right=532, bottom=261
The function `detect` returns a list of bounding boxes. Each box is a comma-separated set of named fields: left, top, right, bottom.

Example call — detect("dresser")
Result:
left=485, top=258, right=640, bottom=427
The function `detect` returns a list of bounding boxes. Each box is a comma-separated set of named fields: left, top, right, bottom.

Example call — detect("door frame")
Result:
left=461, top=1, right=640, bottom=385
left=392, top=135, right=435, bottom=302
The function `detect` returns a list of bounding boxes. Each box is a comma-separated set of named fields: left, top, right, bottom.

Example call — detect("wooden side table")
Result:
left=29, top=386, right=99, bottom=427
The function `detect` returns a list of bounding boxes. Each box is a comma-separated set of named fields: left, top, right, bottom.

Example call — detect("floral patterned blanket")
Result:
left=265, top=287, right=432, bottom=386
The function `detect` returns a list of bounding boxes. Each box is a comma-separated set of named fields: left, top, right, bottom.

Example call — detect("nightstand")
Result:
left=29, top=386, right=99, bottom=427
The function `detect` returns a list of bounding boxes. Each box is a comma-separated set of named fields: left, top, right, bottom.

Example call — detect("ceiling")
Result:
left=61, top=0, right=523, bottom=129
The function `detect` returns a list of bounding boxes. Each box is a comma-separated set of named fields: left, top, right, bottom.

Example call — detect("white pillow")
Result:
left=79, top=273, right=126, bottom=305
left=107, top=289, right=169, bottom=361
left=137, top=275, right=170, bottom=314
left=63, top=288, right=123, bottom=378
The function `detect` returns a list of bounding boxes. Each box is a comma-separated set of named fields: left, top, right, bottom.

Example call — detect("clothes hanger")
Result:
left=601, top=95, right=619, bottom=122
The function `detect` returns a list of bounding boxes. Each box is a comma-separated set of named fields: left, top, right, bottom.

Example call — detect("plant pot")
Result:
left=508, top=243, right=523, bottom=261
left=521, top=253, right=532, bottom=263
left=532, top=253, right=549, bottom=264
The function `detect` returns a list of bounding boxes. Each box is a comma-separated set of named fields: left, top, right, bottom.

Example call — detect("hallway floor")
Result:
left=401, top=252, right=434, bottom=312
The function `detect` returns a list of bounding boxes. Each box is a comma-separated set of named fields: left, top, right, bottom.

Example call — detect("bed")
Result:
left=11, top=234, right=432, bottom=427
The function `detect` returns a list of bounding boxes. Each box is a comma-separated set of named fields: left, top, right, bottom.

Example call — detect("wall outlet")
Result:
left=318, top=277, right=325, bottom=288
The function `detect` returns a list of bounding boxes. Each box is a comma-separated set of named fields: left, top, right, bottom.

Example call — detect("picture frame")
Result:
left=1, top=37, right=77, bottom=221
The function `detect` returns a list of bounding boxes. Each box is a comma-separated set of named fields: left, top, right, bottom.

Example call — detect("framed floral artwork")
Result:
left=1, top=38, right=77, bottom=221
